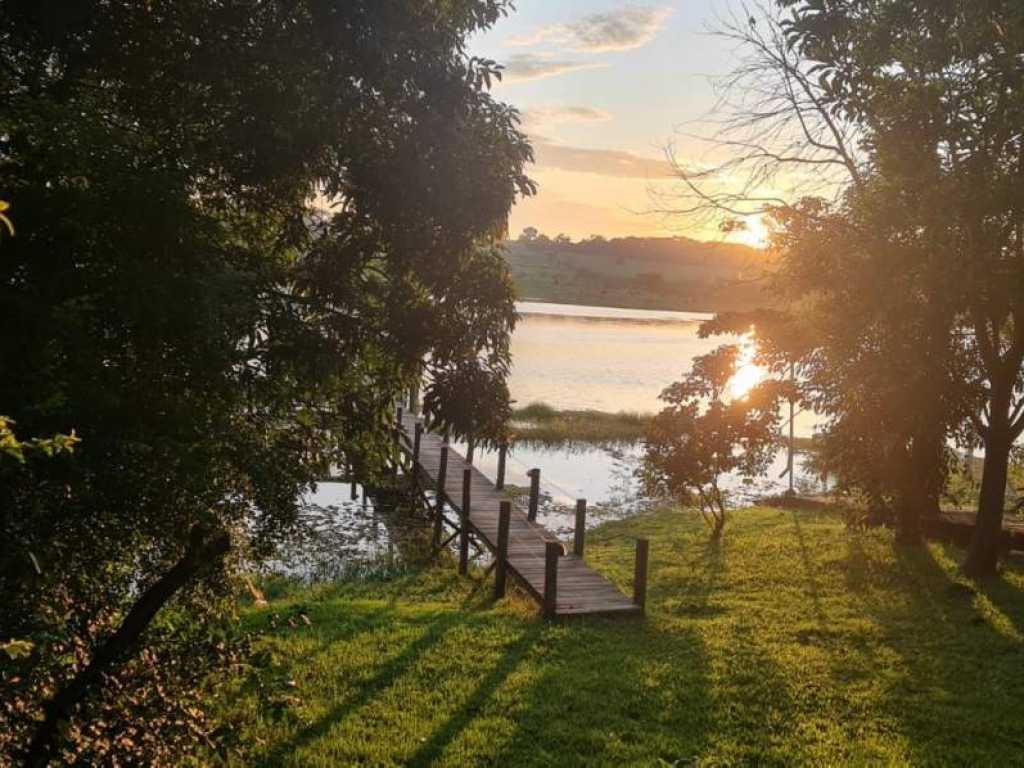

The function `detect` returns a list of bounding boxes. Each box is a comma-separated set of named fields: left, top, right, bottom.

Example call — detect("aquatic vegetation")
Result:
left=511, top=402, right=651, bottom=447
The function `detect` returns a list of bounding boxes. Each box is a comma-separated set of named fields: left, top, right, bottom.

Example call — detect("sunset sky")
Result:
left=472, top=1, right=757, bottom=243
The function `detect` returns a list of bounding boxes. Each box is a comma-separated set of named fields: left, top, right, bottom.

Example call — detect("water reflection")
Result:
left=727, top=338, right=766, bottom=400
left=263, top=482, right=432, bottom=583
left=512, top=302, right=813, bottom=435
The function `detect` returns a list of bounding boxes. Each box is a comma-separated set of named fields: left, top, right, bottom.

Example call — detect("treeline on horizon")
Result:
left=511, top=227, right=767, bottom=267
left=506, top=229, right=772, bottom=312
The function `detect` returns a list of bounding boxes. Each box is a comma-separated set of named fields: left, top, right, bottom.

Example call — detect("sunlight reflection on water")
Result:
left=511, top=301, right=814, bottom=435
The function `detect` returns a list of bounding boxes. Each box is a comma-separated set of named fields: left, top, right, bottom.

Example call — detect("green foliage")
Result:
left=0, top=0, right=531, bottom=762
left=643, top=347, right=781, bottom=537
left=0, top=199, right=13, bottom=238
left=0, top=416, right=78, bottom=464
left=201, top=506, right=1024, bottom=766
left=771, top=0, right=1024, bottom=566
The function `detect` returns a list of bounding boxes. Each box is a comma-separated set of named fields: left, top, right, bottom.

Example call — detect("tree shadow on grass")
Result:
left=487, top=620, right=714, bottom=767
left=841, top=534, right=1024, bottom=763
left=790, top=511, right=827, bottom=625
left=404, top=622, right=544, bottom=767
left=254, top=612, right=458, bottom=767
left=654, top=537, right=727, bottom=621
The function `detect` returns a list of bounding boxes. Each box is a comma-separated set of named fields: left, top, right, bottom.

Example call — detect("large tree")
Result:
left=780, top=0, right=1024, bottom=574
left=664, top=4, right=959, bottom=542
left=0, top=1, right=533, bottom=763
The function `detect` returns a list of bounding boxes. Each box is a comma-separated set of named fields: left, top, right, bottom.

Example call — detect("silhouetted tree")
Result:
left=0, top=1, right=533, bottom=762
left=780, top=0, right=1024, bottom=575
left=643, top=346, right=781, bottom=538
left=661, top=2, right=982, bottom=545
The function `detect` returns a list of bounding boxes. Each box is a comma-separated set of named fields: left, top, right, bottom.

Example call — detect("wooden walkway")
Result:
left=397, top=412, right=643, bottom=618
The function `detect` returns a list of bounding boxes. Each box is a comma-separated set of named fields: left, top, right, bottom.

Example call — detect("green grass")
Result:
left=512, top=402, right=651, bottom=446
left=205, top=507, right=1024, bottom=766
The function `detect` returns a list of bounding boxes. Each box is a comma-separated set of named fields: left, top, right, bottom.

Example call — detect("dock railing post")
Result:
left=349, top=464, right=357, bottom=501
left=543, top=541, right=559, bottom=619
left=410, top=379, right=420, bottom=416
left=495, top=501, right=511, bottom=599
left=633, top=538, right=649, bottom=612
left=413, top=422, right=423, bottom=466
left=574, top=499, right=587, bottom=558
left=394, top=407, right=403, bottom=475
left=466, top=436, right=475, bottom=464
left=433, top=444, right=448, bottom=548
left=459, top=468, right=471, bottom=575
left=527, top=468, right=540, bottom=522
left=496, top=443, right=507, bottom=490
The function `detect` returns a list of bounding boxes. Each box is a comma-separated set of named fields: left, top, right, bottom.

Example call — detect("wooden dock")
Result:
left=396, top=411, right=644, bottom=618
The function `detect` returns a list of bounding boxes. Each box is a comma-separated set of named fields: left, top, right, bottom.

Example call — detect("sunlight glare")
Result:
left=734, top=215, right=769, bottom=249
left=728, top=340, right=765, bottom=400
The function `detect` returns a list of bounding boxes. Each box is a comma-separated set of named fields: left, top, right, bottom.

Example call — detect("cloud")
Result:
left=521, top=106, right=613, bottom=135
left=506, top=6, right=672, bottom=53
left=502, top=53, right=606, bottom=84
left=532, top=139, right=674, bottom=179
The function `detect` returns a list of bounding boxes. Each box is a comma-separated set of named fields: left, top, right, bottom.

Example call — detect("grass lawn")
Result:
left=204, top=506, right=1024, bottom=766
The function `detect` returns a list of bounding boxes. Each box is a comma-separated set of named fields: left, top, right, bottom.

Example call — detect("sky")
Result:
left=470, top=1, right=759, bottom=243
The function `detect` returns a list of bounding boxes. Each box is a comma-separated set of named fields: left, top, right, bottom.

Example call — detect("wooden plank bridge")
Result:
left=393, top=409, right=646, bottom=619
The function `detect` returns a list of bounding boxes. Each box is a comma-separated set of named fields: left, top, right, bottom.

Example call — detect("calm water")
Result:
left=511, top=300, right=818, bottom=435
left=510, top=301, right=713, bottom=413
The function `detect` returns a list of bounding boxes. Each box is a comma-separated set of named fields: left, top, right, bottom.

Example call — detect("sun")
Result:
left=733, top=215, right=769, bottom=249
left=727, top=341, right=765, bottom=399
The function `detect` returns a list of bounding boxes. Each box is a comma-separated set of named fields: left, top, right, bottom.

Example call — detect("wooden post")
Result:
left=466, top=437, right=475, bottom=464
left=410, top=379, right=420, bottom=415
left=496, top=443, right=507, bottom=490
left=349, top=465, right=357, bottom=501
left=573, top=499, right=587, bottom=558
left=459, top=468, right=471, bottom=575
left=391, top=409, right=401, bottom=477
left=543, top=541, right=559, bottom=619
left=433, top=444, right=448, bottom=548
left=495, top=501, right=511, bottom=599
left=413, top=422, right=423, bottom=465
left=633, top=538, right=649, bottom=612
left=527, top=468, right=540, bottom=522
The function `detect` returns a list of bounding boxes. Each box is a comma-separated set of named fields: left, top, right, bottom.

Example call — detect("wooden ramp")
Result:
left=398, top=412, right=642, bottom=618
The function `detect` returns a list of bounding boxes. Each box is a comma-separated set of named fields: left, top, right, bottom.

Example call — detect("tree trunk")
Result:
left=894, top=499, right=921, bottom=544
left=897, top=422, right=945, bottom=544
left=25, top=525, right=231, bottom=767
left=892, top=442, right=922, bottom=544
left=963, top=432, right=1012, bottom=578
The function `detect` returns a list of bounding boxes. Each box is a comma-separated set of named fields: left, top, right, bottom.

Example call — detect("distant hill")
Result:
left=505, top=235, right=776, bottom=313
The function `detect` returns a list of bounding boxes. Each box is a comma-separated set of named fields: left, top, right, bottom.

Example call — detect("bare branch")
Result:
left=652, top=1, right=865, bottom=231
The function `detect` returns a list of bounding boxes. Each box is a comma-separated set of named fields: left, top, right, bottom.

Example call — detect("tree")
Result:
left=642, top=346, right=781, bottom=538
left=519, top=226, right=539, bottom=242
left=0, top=1, right=533, bottom=763
left=699, top=309, right=815, bottom=495
left=779, top=0, right=1024, bottom=575
left=660, top=2, right=978, bottom=545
